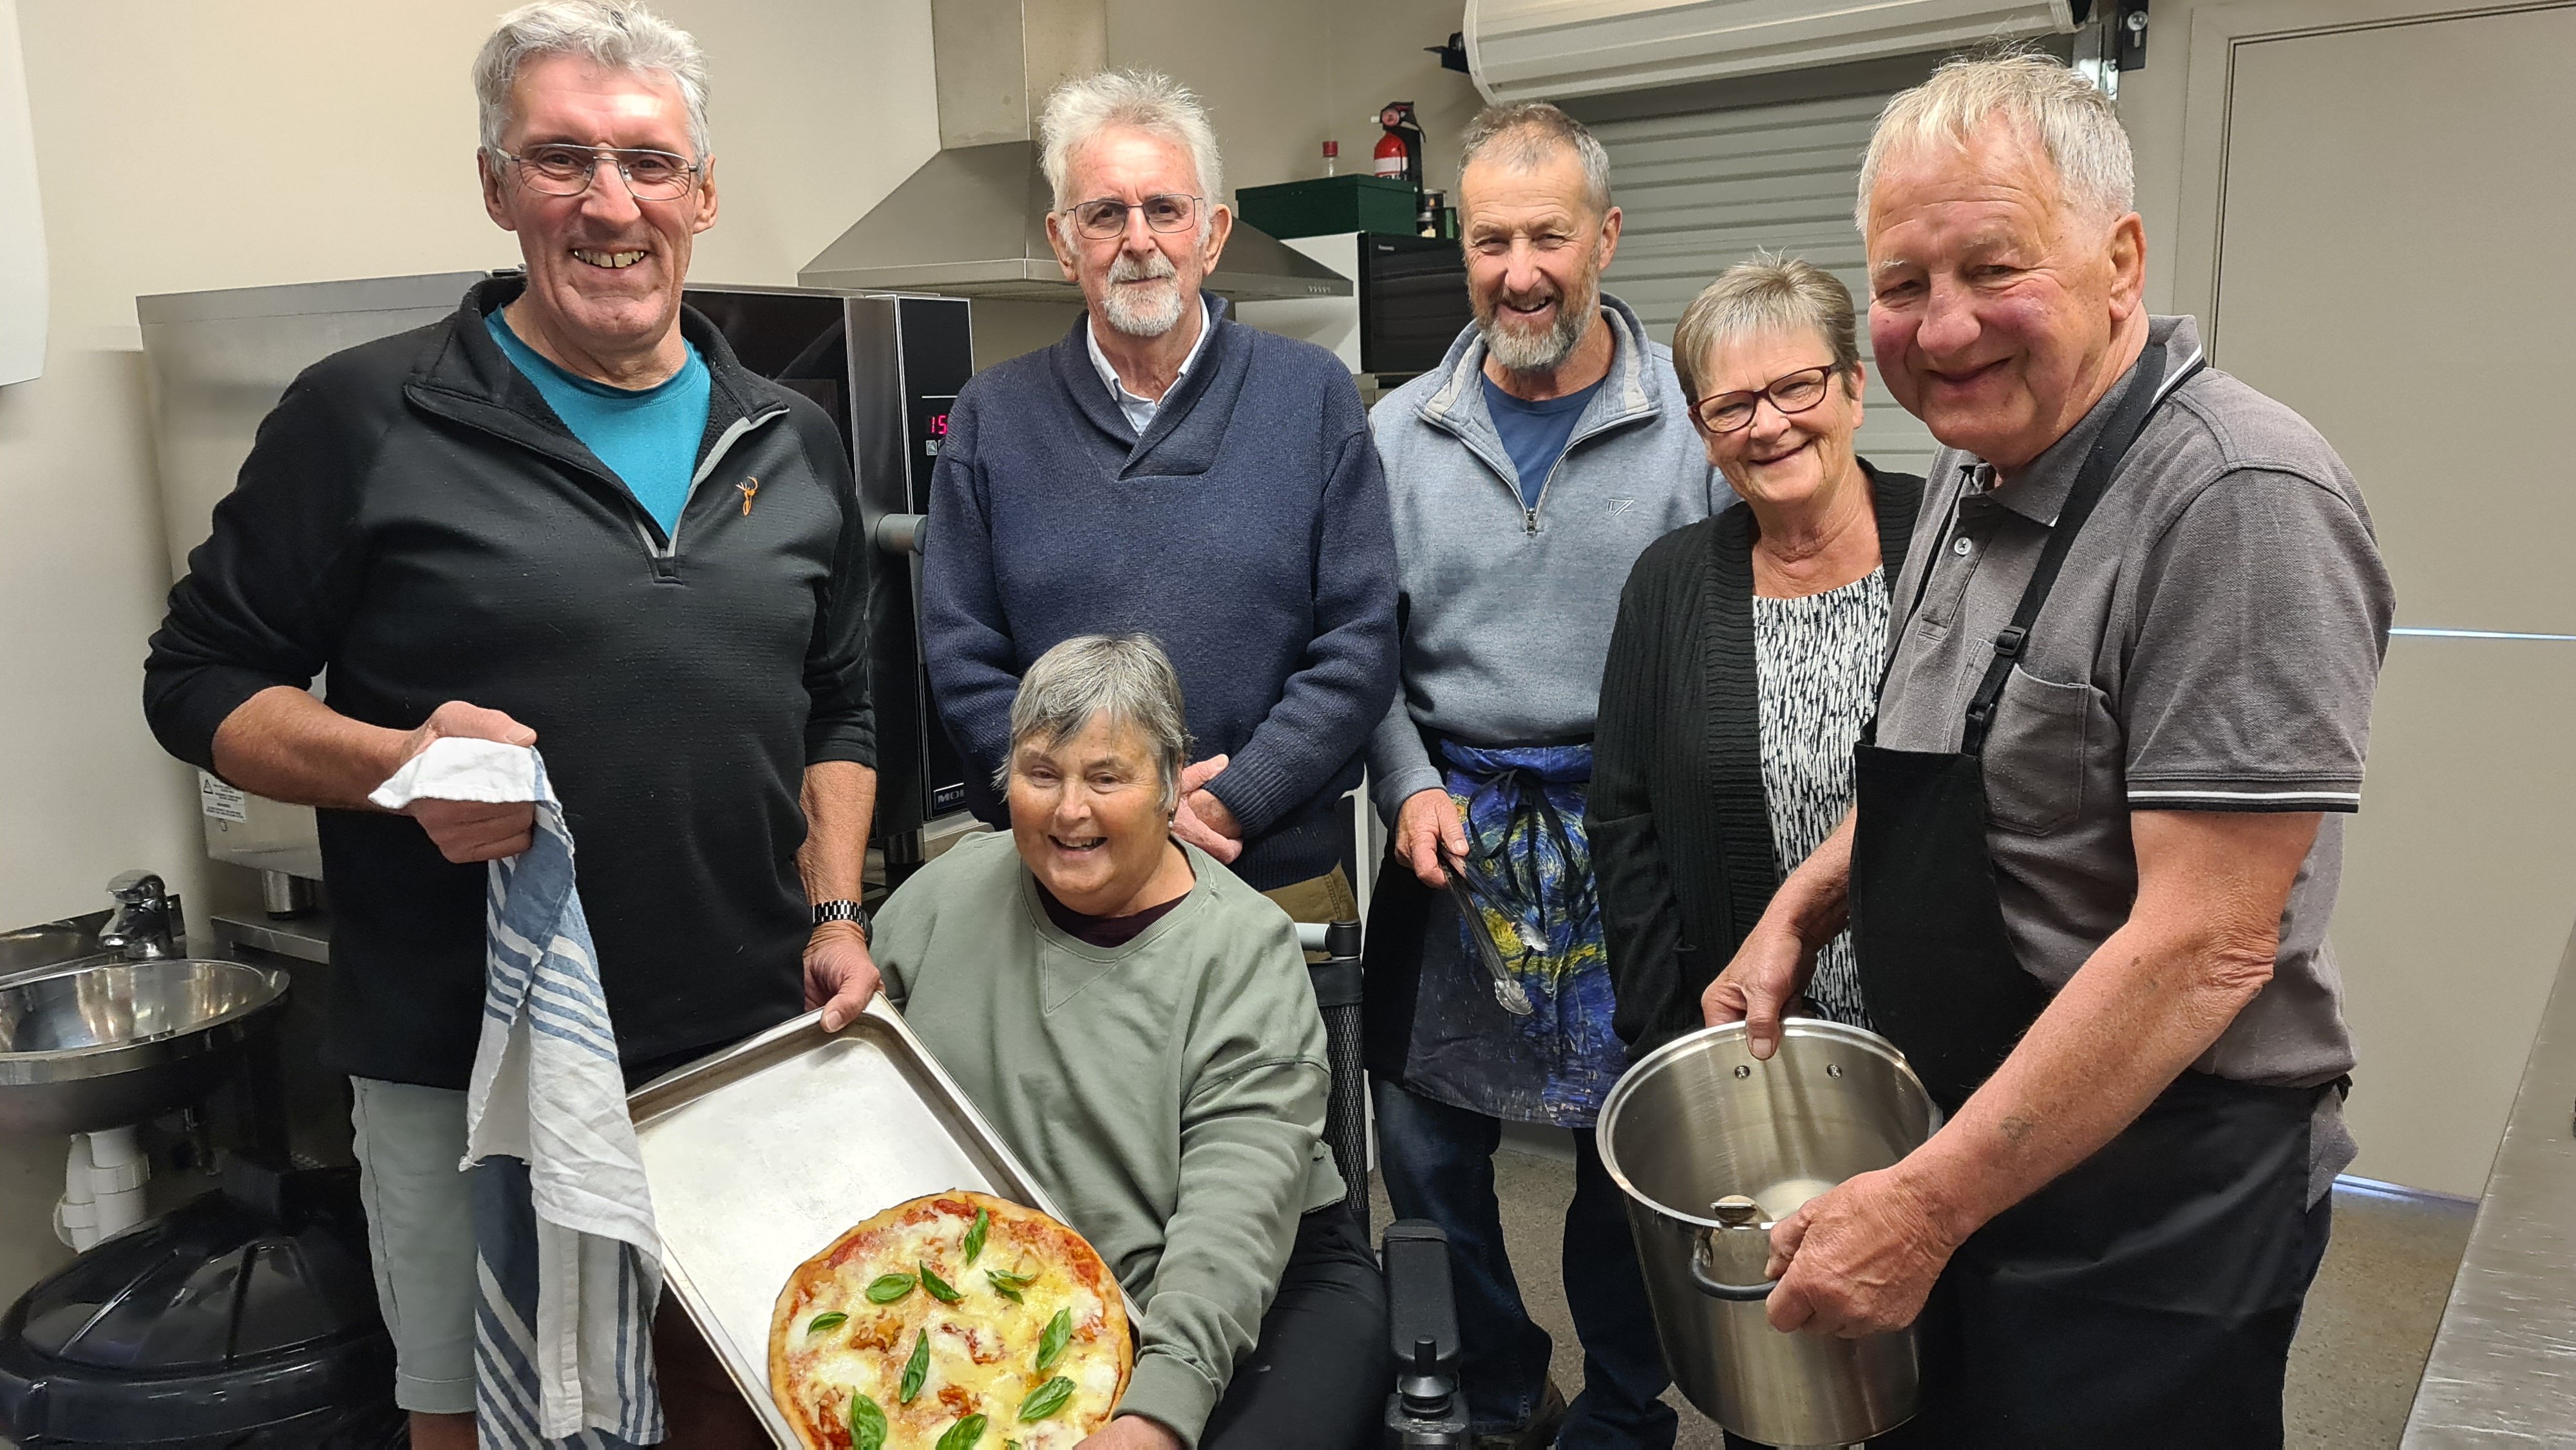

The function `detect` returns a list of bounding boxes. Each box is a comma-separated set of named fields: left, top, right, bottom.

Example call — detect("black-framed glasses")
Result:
left=1690, top=364, right=1844, bottom=434
left=1062, top=193, right=1200, bottom=240
left=493, top=144, right=702, bottom=202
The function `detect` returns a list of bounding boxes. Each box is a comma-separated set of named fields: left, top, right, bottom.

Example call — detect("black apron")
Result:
left=1846, top=343, right=2334, bottom=1447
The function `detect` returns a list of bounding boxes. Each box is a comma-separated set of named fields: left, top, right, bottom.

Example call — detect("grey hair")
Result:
left=1671, top=251, right=1861, bottom=402
left=1002, top=634, right=1193, bottom=813
left=1855, top=50, right=2132, bottom=233
left=1457, top=102, right=1614, bottom=216
left=1039, top=70, right=1224, bottom=223
left=473, top=1, right=712, bottom=160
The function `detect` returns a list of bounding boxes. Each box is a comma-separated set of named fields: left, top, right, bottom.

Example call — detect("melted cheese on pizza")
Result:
left=773, top=1192, right=1127, bottom=1450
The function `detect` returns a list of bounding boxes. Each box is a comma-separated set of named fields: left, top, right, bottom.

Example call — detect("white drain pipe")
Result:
left=54, top=1126, right=152, bottom=1250
left=86, top=1126, right=149, bottom=1240
left=55, top=1136, right=97, bottom=1251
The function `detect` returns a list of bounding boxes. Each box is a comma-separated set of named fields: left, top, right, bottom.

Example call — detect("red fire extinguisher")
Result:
left=1375, top=102, right=1425, bottom=192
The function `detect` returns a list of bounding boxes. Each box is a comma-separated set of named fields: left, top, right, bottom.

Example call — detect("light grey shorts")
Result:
left=350, top=1076, right=475, bottom=1416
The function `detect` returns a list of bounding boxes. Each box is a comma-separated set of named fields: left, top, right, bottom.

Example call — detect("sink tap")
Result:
left=99, top=871, right=178, bottom=961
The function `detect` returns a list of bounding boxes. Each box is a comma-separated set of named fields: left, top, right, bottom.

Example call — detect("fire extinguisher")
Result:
left=1375, top=101, right=1425, bottom=193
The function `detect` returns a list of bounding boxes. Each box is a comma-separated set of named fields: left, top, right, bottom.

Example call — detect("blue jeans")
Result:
left=1374, top=1078, right=1678, bottom=1449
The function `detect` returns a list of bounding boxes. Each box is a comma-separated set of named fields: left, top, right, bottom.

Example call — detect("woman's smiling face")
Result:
left=1696, top=326, right=1866, bottom=513
left=1007, top=711, right=1171, bottom=915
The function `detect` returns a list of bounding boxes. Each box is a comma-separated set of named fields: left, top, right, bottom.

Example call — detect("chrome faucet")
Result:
left=99, top=871, right=178, bottom=961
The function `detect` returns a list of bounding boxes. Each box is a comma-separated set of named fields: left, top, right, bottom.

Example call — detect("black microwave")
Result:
left=1357, top=233, right=1473, bottom=381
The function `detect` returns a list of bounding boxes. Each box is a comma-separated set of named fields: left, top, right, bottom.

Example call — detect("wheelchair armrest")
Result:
left=1382, top=1218, right=1470, bottom=1447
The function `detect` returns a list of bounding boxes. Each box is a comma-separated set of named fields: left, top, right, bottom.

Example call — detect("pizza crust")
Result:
left=770, top=1190, right=1132, bottom=1449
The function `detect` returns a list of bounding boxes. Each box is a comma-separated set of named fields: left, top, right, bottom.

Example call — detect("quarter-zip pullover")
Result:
left=144, top=277, right=875, bottom=1089
left=1364, top=295, right=1727, bottom=818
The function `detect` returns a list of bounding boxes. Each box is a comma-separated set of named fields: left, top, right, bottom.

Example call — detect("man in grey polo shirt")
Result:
left=1704, top=55, right=2392, bottom=1444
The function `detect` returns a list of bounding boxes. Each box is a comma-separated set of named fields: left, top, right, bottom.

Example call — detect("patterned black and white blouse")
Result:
left=1752, top=567, right=1890, bottom=1029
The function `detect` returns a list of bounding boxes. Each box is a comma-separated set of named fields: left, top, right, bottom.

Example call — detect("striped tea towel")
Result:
left=372, top=739, right=665, bottom=1447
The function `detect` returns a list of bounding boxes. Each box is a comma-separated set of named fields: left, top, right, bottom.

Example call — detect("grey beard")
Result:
left=1101, top=255, right=1188, bottom=337
left=1478, top=276, right=1597, bottom=375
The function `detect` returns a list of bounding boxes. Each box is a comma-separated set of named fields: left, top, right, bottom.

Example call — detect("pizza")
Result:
left=770, top=1190, right=1131, bottom=1450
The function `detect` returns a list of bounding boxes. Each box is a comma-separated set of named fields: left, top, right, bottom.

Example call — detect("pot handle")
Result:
left=1689, top=1229, right=1777, bottom=1302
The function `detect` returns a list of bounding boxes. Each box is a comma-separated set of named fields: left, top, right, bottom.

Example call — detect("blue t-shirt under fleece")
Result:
left=1481, top=373, right=1604, bottom=509
left=485, top=309, right=712, bottom=540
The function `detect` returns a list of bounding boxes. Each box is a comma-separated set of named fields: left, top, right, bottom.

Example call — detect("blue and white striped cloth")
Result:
left=372, top=739, right=665, bottom=1447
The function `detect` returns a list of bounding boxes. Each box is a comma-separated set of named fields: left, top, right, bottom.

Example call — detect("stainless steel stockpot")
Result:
left=1597, top=1019, right=1938, bottom=1448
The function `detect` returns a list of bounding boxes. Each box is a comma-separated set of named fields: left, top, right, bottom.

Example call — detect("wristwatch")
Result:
left=811, top=899, right=871, bottom=939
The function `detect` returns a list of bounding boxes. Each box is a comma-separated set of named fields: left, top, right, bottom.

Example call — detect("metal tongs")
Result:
left=1441, top=844, right=1535, bottom=1016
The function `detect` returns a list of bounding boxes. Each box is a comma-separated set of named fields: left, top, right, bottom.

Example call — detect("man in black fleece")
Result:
left=142, top=6, right=864, bottom=1445
left=922, top=70, right=1398, bottom=920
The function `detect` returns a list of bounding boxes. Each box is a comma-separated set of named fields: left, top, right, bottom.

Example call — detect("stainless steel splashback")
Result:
left=138, top=272, right=488, bottom=881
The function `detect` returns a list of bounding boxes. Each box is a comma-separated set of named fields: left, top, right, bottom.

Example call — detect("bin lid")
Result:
left=0, top=1166, right=395, bottom=1442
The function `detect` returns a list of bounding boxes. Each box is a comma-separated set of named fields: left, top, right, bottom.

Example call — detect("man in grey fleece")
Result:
left=1361, top=104, right=1724, bottom=1450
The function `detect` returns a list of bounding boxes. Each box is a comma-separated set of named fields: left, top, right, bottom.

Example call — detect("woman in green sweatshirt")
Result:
left=871, top=634, right=1392, bottom=1450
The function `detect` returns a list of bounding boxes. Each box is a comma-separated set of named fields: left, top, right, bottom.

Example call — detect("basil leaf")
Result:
left=920, top=1261, right=965, bottom=1304
left=1035, top=1308, right=1072, bottom=1371
left=865, top=1273, right=918, bottom=1305
left=987, top=1268, right=1039, bottom=1291
left=1016, top=1376, right=1076, bottom=1422
left=851, top=1391, right=887, bottom=1450
left=935, top=1411, right=989, bottom=1450
left=900, top=1328, right=930, bottom=1404
left=989, top=1279, right=1023, bottom=1304
left=963, top=1206, right=989, bottom=1266
left=806, top=1311, right=848, bottom=1335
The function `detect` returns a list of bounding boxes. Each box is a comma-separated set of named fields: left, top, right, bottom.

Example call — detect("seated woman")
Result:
left=870, top=633, right=1391, bottom=1450
left=1595, top=253, right=1925, bottom=1054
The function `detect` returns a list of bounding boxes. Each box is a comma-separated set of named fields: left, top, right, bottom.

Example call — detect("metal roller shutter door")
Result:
left=1594, top=90, right=1942, bottom=480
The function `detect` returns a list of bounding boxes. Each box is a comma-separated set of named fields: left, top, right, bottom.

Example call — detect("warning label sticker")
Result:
left=198, top=772, right=250, bottom=823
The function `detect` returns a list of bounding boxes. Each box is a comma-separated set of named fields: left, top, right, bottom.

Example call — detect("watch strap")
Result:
left=811, top=899, right=869, bottom=934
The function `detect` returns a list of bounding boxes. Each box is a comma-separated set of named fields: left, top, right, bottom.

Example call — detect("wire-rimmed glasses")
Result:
left=493, top=144, right=702, bottom=202
left=1061, top=194, right=1201, bottom=240
left=1690, top=364, right=1845, bottom=434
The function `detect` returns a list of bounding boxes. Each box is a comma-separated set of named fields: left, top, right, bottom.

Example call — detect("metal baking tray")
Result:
left=629, top=996, right=1103, bottom=1447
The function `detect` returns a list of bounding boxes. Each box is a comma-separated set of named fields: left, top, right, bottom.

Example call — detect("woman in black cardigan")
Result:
left=1596, top=255, right=1922, bottom=1056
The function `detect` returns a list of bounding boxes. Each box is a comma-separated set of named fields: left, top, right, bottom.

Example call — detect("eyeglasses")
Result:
left=1690, top=364, right=1844, bottom=434
left=1061, top=194, right=1201, bottom=241
left=493, top=144, right=702, bottom=202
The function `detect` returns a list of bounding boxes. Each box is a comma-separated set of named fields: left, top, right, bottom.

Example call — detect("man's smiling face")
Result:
left=1862, top=118, right=2144, bottom=474
left=479, top=53, right=717, bottom=365
left=1459, top=147, right=1620, bottom=377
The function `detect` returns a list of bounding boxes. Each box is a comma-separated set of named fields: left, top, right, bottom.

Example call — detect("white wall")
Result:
left=0, top=0, right=936, bottom=934
left=2115, top=0, right=2572, bottom=1196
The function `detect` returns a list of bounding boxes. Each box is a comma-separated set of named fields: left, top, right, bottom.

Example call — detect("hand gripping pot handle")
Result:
left=1689, top=1196, right=1777, bottom=1301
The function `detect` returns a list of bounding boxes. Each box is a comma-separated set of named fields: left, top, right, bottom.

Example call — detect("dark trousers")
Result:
left=1202, top=1201, right=1394, bottom=1450
left=1373, top=1078, right=1678, bottom=1449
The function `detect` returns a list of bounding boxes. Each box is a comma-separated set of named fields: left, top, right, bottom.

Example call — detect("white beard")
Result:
left=1100, top=250, right=1188, bottom=337
left=1477, top=268, right=1599, bottom=375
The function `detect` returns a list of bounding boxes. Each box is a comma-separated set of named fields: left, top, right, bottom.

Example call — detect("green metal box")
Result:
left=1234, top=174, right=1418, bottom=241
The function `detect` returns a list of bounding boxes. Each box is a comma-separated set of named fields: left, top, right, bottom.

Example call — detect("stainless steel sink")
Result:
left=0, top=958, right=290, bottom=1136
left=0, top=909, right=112, bottom=980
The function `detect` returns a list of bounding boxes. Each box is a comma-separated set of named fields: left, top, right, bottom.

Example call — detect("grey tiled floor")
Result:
left=1369, top=1144, right=2475, bottom=1449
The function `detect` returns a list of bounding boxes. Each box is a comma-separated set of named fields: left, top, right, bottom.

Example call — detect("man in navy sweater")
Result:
left=922, top=70, right=1399, bottom=917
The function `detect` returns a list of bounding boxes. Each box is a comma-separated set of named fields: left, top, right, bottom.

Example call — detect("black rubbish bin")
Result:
left=0, top=1160, right=402, bottom=1448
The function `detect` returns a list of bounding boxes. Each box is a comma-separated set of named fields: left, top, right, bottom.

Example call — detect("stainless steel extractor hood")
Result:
left=799, top=0, right=1350, bottom=303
